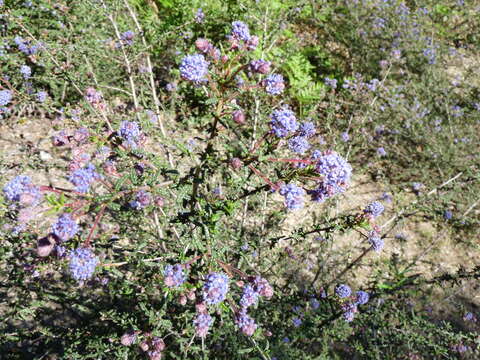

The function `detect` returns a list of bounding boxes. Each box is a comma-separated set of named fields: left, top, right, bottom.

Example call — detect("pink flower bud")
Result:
left=151, top=337, right=165, bottom=352
left=229, top=157, right=242, bottom=169
left=120, top=332, right=137, bottom=346
left=187, top=290, right=196, bottom=301
left=246, top=36, right=259, bottom=51
left=179, top=295, right=187, bottom=306
left=154, top=196, right=165, bottom=207
left=232, top=110, right=245, bottom=125
left=103, top=161, right=119, bottom=176
left=139, top=340, right=149, bottom=352
left=195, top=38, right=212, bottom=53
left=195, top=302, right=207, bottom=314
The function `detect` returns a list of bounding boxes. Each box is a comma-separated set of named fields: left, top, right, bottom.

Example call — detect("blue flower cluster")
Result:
left=180, top=54, right=209, bottom=83
left=335, top=284, right=351, bottom=298
left=231, top=21, right=251, bottom=41
left=193, top=313, right=213, bottom=337
left=249, top=59, right=271, bottom=74
left=240, top=284, right=259, bottom=308
left=202, top=272, right=229, bottom=305
left=270, top=107, right=298, bottom=137
left=0, top=89, right=12, bottom=106
left=341, top=302, right=357, bottom=322
left=68, top=247, right=98, bottom=282
left=368, top=230, right=384, bottom=252
left=119, top=30, right=134, bottom=47
left=288, top=136, right=310, bottom=154
left=263, top=73, right=285, bottom=95
left=355, top=291, right=370, bottom=305
left=69, top=163, right=101, bottom=193
left=235, top=309, right=257, bottom=336
left=52, top=213, right=79, bottom=241
left=14, top=36, right=41, bottom=55
left=298, top=122, right=316, bottom=137
left=310, top=151, right=352, bottom=202
left=129, top=190, right=152, bottom=210
left=363, top=201, right=384, bottom=218
left=119, top=121, right=142, bottom=149
left=36, top=91, right=47, bottom=103
left=279, top=183, right=305, bottom=210
left=3, top=175, right=42, bottom=206
left=163, top=264, right=185, bottom=288
left=20, top=65, right=31, bottom=79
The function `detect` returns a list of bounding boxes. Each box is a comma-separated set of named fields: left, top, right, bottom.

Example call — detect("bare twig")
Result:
left=102, top=3, right=139, bottom=115
left=123, top=0, right=174, bottom=167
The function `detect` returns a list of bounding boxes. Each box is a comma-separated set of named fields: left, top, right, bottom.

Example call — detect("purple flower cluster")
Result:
left=68, top=247, right=98, bottom=282
left=310, top=151, right=352, bottom=202
left=52, top=213, right=78, bottom=241
left=194, top=313, right=213, bottom=337
left=240, top=284, right=259, bottom=308
left=249, top=59, right=271, bottom=74
left=84, top=87, right=104, bottom=110
left=292, top=317, right=302, bottom=327
left=298, top=122, right=316, bottom=137
left=364, top=201, right=384, bottom=218
left=20, top=65, right=31, bottom=79
left=253, top=276, right=273, bottom=298
left=463, top=312, right=477, bottom=322
left=69, top=163, right=101, bottom=193
left=270, top=107, right=298, bottom=137
left=14, top=36, right=41, bottom=55
left=288, top=136, right=310, bottom=154
left=377, top=147, right=387, bottom=156
left=335, top=284, right=351, bottom=298
left=231, top=21, right=251, bottom=41
left=263, top=73, right=285, bottom=95
left=163, top=264, right=185, bottom=288
left=120, top=30, right=134, bottom=46
left=236, top=309, right=257, bottom=336
left=119, top=121, right=142, bottom=149
left=443, top=210, right=453, bottom=220
left=129, top=190, right=152, bottom=210
left=279, top=183, right=305, bottom=210
left=354, top=291, right=370, bottom=305
left=229, top=21, right=258, bottom=50
left=368, top=230, right=384, bottom=252
left=194, top=8, right=205, bottom=23
left=36, top=91, right=47, bottom=103
left=180, top=54, right=209, bottom=83
left=341, top=302, right=358, bottom=322
left=0, top=89, right=12, bottom=106
left=341, top=131, right=350, bottom=142
left=324, top=77, right=338, bottom=89
left=310, top=297, right=320, bottom=310
left=3, top=175, right=42, bottom=206
left=203, top=272, right=229, bottom=305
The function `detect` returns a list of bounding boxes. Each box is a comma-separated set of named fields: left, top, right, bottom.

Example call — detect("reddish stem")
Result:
left=40, top=185, right=90, bottom=198
left=267, top=158, right=314, bottom=164
left=250, top=131, right=271, bottom=153
left=83, top=204, right=107, bottom=247
left=247, top=164, right=278, bottom=190
left=183, top=254, right=204, bottom=268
